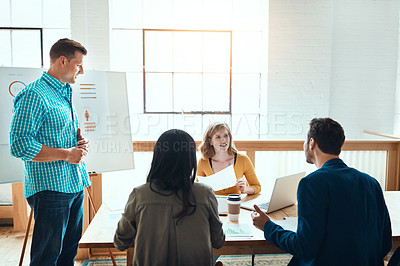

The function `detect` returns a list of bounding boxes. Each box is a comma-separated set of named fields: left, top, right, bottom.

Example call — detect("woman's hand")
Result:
left=236, top=178, right=246, bottom=192
left=236, top=178, right=255, bottom=194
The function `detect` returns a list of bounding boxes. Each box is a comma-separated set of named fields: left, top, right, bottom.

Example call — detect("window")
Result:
left=0, top=0, right=71, bottom=68
left=109, top=0, right=268, bottom=140
left=0, top=28, right=43, bottom=67
left=143, top=29, right=232, bottom=114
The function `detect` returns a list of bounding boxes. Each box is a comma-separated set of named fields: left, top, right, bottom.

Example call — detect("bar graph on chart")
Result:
left=72, top=71, right=111, bottom=139
left=79, top=83, right=97, bottom=99
left=223, top=224, right=253, bottom=237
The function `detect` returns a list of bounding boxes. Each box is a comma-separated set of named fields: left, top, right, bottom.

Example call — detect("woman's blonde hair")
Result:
left=198, top=122, right=237, bottom=159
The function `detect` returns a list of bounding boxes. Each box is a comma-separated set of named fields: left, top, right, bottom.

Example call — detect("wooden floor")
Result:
left=1, top=224, right=395, bottom=265
left=0, top=226, right=32, bottom=265
left=0, top=225, right=124, bottom=265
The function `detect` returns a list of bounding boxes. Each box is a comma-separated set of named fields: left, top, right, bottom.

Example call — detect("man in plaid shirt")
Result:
left=10, top=38, right=91, bottom=266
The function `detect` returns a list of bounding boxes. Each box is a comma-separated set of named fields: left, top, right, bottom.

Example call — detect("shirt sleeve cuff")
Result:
left=264, top=220, right=278, bottom=236
left=21, top=142, right=42, bottom=161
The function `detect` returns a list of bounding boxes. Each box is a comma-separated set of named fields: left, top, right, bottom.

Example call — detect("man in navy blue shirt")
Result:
left=252, top=118, right=392, bottom=266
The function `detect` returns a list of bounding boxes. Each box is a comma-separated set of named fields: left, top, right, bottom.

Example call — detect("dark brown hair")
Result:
left=307, top=118, right=345, bottom=155
left=49, top=38, right=87, bottom=62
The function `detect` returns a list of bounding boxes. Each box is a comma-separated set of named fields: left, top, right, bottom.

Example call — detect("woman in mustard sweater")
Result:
left=197, top=122, right=261, bottom=195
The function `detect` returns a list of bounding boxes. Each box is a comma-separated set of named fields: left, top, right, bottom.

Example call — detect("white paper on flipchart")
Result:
left=0, top=67, right=43, bottom=144
left=274, top=217, right=298, bottom=232
left=197, top=165, right=237, bottom=191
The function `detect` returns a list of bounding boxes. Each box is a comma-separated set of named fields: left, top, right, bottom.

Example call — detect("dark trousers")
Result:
left=27, top=190, right=84, bottom=266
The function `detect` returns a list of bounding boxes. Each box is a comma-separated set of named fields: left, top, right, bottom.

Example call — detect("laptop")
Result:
left=241, top=172, right=306, bottom=213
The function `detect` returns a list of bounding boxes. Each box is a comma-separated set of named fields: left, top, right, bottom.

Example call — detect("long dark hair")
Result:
left=146, top=129, right=197, bottom=222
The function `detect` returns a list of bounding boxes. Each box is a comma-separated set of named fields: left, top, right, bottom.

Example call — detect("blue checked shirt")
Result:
left=10, top=72, right=91, bottom=198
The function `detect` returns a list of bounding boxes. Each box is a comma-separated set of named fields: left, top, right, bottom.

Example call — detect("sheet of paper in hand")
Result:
left=197, top=165, right=237, bottom=191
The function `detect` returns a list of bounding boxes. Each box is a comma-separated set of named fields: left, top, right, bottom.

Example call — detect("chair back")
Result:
left=388, top=247, right=400, bottom=266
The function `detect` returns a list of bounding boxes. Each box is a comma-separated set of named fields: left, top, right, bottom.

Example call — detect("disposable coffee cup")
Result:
left=227, top=194, right=241, bottom=222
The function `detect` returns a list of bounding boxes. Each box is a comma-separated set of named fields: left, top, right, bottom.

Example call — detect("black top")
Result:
left=209, top=153, right=237, bottom=170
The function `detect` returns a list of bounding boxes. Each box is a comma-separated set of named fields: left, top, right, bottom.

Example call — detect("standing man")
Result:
left=10, top=38, right=91, bottom=266
left=252, top=118, right=392, bottom=266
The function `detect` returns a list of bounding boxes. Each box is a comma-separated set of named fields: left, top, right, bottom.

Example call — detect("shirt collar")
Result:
left=42, top=71, right=71, bottom=98
left=321, top=158, right=346, bottom=168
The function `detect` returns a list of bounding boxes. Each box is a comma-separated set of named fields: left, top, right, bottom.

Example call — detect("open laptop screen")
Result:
left=241, top=171, right=305, bottom=213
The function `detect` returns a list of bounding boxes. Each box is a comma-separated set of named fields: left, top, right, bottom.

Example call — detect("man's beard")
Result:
left=305, top=146, right=314, bottom=164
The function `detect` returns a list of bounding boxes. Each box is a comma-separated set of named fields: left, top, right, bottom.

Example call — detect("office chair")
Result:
left=388, top=247, right=400, bottom=266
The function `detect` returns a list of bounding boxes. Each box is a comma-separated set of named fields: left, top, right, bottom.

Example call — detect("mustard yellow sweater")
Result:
left=197, top=153, right=261, bottom=195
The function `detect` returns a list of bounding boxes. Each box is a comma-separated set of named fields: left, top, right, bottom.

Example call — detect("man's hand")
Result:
left=64, top=128, right=89, bottom=164
left=65, top=146, right=88, bottom=164
left=76, top=128, right=89, bottom=152
left=32, top=141, right=87, bottom=163
left=251, top=204, right=271, bottom=231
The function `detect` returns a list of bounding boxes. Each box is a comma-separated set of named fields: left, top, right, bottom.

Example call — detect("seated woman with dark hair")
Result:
left=114, top=129, right=225, bottom=266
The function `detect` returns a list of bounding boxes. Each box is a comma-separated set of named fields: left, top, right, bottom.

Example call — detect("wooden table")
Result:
left=79, top=191, right=400, bottom=265
left=384, top=191, right=400, bottom=249
left=78, top=204, right=135, bottom=265
left=212, top=193, right=296, bottom=256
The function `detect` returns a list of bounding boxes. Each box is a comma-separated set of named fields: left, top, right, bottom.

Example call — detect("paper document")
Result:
left=274, top=217, right=298, bottom=232
left=197, top=165, right=236, bottom=191
left=223, top=223, right=253, bottom=237
left=104, top=198, right=127, bottom=211
left=103, top=212, right=122, bottom=228
left=216, top=195, right=228, bottom=213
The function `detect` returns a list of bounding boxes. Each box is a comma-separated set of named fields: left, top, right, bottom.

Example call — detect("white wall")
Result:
left=71, top=0, right=110, bottom=71
left=268, top=0, right=333, bottom=139
left=70, top=0, right=400, bottom=140
left=395, top=10, right=400, bottom=136
left=329, top=0, right=400, bottom=138
left=268, top=0, right=400, bottom=139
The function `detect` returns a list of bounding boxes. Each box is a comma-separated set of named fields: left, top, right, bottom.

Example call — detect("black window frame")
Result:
left=0, top=27, right=44, bottom=67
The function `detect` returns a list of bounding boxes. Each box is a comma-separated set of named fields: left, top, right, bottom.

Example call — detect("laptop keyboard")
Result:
left=257, top=202, right=270, bottom=210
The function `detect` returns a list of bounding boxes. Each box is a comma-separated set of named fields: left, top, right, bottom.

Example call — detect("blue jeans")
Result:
left=213, top=255, right=220, bottom=265
left=27, top=190, right=84, bottom=266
